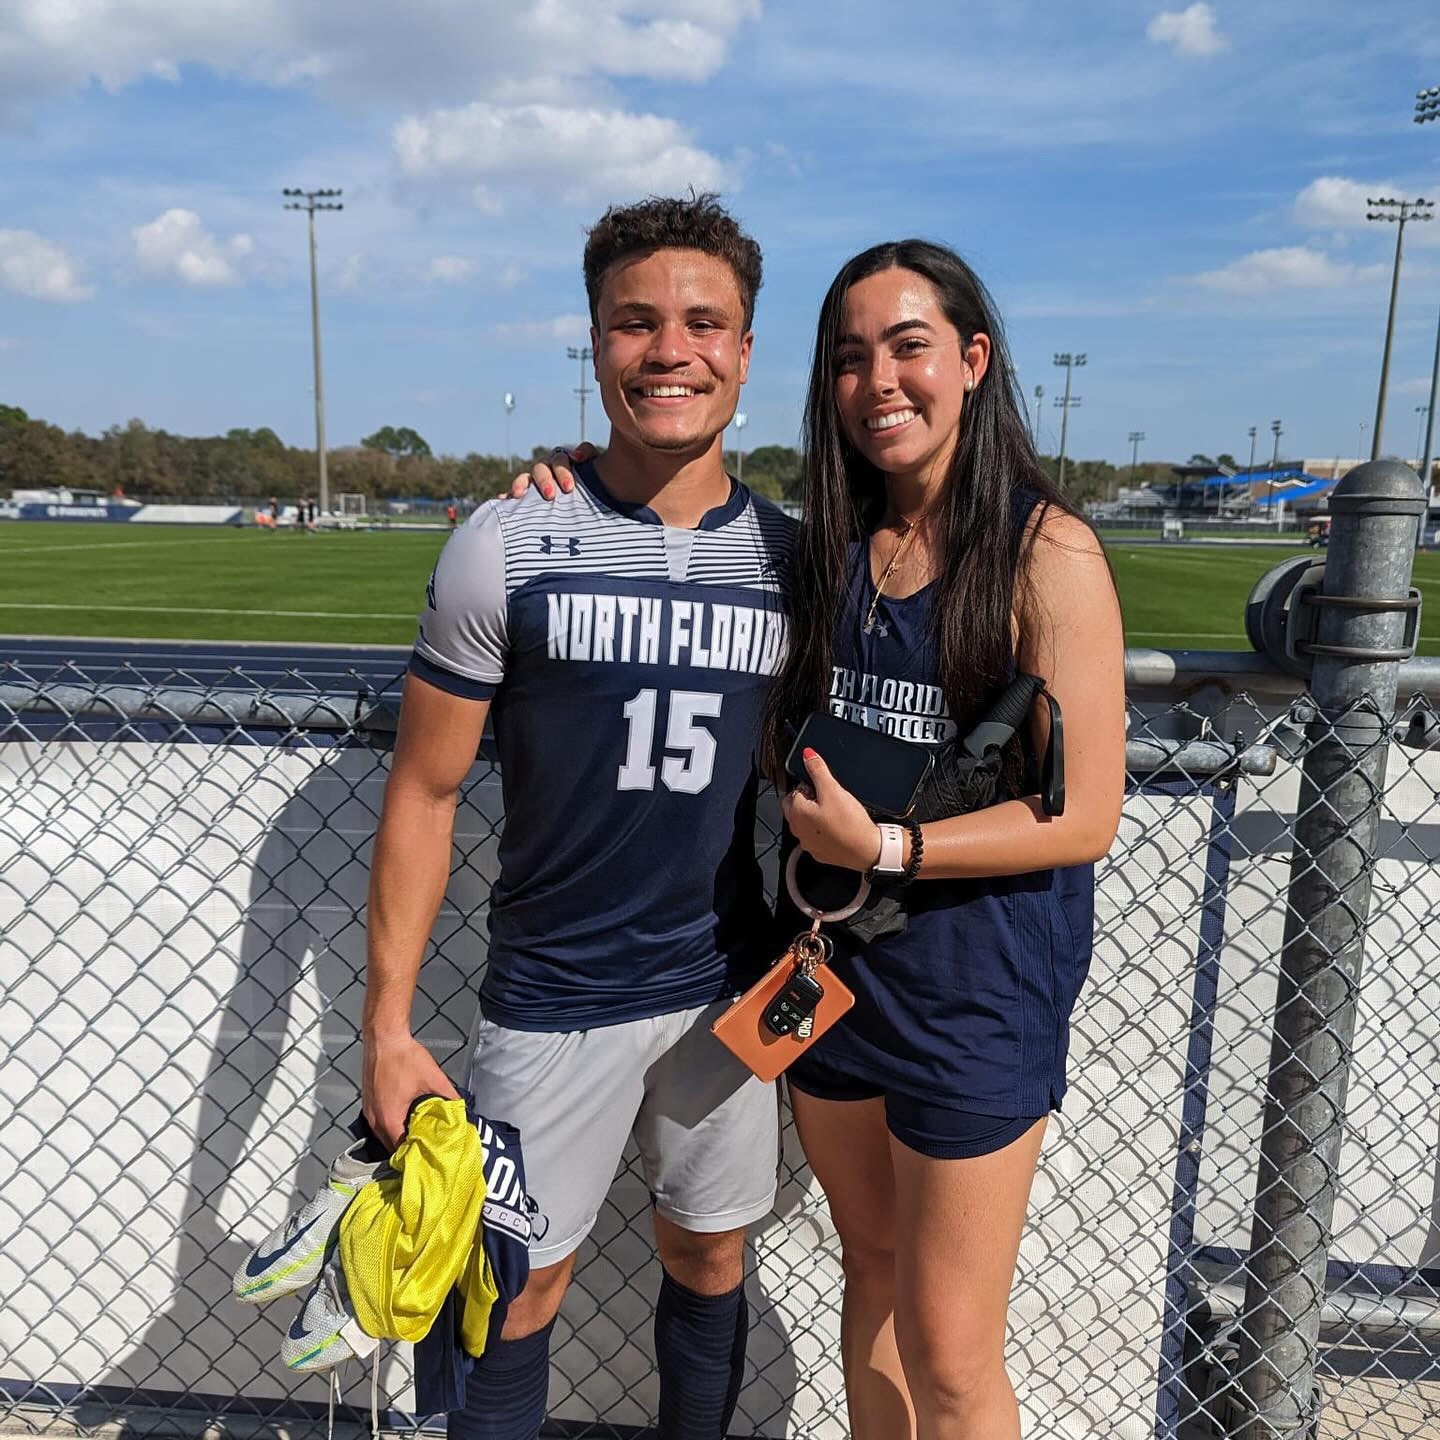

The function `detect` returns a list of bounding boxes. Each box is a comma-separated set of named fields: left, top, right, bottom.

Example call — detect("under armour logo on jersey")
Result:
left=539, top=536, right=581, bottom=556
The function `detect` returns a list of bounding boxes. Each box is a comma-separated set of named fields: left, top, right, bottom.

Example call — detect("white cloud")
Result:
left=132, top=209, right=258, bottom=287
left=394, top=102, right=734, bottom=208
left=1294, top=176, right=1395, bottom=230
left=0, top=5, right=756, bottom=220
left=428, top=255, right=478, bottom=285
left=1192, top=246, right=1382, bottom=293
left=1147, top=4, right=1231, bottom=60
left=0, top=2, right=759, bottom=110
left=471, top=185, right=506, bottom=218
left=510, top=3, right=758, bottom=86
left=498, top=264, right=526, bottom=290
left=491, top=314, right=592, bottom=343
left=0, top=230, right=94, bottom=301
left=332, top=252, right=369, bottom=292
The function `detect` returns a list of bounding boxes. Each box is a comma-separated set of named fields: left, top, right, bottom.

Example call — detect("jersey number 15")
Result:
left=617, top=688, right=723, bottom=795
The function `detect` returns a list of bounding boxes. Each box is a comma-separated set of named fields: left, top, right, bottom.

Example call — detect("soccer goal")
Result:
left=336, top=492, right=370, bottom=520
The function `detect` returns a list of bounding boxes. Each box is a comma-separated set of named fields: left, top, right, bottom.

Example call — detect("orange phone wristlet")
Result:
left=710, top=852, right=867, bottom=1081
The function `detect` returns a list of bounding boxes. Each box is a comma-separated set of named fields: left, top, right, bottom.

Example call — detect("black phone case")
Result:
left=784, top=711, right=934, bottom=818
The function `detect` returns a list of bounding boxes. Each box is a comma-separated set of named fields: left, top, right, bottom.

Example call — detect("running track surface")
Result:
left=0, top=635, right=411, bottom=697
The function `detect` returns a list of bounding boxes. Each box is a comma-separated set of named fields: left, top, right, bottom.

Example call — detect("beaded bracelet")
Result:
left=897, top=820, right=924, bottom=886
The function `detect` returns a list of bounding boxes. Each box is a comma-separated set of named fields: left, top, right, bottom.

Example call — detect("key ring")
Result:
left=789, top=930, right=833, bottom=977
left=784, top=849, right=870, bottom=924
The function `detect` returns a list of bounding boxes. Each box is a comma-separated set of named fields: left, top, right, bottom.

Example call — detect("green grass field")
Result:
left=0, top=520, right=1436, bottom=654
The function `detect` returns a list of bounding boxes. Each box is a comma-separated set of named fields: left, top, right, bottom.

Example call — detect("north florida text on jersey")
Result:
left=546, top=593, right=787, bottom=676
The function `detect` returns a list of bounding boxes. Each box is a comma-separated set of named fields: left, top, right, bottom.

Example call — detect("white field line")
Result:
left=0, top=602, right=414, bottom=619
left=0, top=536, right=290, bottom=557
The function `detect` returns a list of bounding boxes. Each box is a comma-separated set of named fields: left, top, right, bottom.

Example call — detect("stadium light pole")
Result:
left=1270, top=419, right=1284, bottom=534
left=504, top=392, right=516, bottom=475
left=1245, top=425, right=1257, bottom=513
left=1125, top=431, right=1145, bottom=510
left=1053, top=353, right=1085, bottom=489
left=1416, top=405, right=1431, bottom=468
left=1421, top=312, right=1440, bottom=492
left=1416, top=86, right=1440, bottom=518
left=1054, top=394, right=1082, bottom=489
left=567, top=345, right=594, bottom=443
left=733, top=410, right=748, bottom=485
left=282, top=187, right=343, bottom=518
left=1421, top=313, right=1440, bottom=529
left=1366, top=196, right=1434, bottom=459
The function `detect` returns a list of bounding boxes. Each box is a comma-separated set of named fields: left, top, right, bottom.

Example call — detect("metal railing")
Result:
left=2, top=464, right=1437, bottom=1439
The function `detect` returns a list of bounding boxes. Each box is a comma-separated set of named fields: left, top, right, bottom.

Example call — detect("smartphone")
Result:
left=784, top=709, right=934, bottom=818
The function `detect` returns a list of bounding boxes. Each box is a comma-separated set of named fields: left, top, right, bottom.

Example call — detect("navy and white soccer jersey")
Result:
left=409, top=461, right=795, bottom=1032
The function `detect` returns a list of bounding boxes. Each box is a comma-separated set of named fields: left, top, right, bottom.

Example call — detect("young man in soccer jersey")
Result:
left=361, top=194, right=793, bottom=1440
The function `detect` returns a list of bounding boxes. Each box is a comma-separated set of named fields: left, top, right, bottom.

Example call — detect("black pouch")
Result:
left=791, top=672, right=1064, bottom=943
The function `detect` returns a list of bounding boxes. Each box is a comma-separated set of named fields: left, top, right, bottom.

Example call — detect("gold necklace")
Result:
left=863, top=515, right=925, bottom=634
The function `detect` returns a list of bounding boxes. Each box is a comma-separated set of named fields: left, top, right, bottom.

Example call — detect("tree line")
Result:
left=0, top=405, right=1153, bottom=507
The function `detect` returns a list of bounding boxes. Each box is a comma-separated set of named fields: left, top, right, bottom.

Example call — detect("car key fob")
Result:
left=763, top=967, right=826, bottom=1037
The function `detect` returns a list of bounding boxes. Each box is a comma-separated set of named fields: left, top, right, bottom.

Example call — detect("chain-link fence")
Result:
left=3, top=467, right=1438, bottom=1440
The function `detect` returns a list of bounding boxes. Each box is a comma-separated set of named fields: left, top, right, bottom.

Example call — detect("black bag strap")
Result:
left=1039, top=691, right=1064, bottom=817
left=958, top=671, right=1065, bottom=817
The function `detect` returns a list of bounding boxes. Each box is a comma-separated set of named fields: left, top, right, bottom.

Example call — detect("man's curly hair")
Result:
left=583, top=193, right=763, bottom=330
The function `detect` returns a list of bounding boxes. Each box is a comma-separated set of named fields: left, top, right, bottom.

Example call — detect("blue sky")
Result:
left=3, top=0, right=1440, bottom=468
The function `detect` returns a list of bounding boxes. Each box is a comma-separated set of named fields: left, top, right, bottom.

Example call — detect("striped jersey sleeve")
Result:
left=409, top=501, right=510, bottom=700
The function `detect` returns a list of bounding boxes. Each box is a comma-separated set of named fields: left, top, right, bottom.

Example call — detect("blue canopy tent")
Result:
left=1162, top=463, right=1338, bottom=512
left=1250, top=476, right=1334, bottom=507
left=1199, top=466, right=1312, bottom=489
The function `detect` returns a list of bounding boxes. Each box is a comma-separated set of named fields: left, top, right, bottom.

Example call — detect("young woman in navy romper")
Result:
left=765, top=241, right=1125, bottom=1440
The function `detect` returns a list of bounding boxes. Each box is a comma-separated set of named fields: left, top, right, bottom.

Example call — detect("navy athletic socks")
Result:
left=446, top=1318, right=554, bottom=1440
left=654, top=1271, right=749, bottom=1440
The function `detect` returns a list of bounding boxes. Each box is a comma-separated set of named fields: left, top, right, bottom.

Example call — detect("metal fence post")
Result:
left=1235, top=460, right=1426, bottom=1438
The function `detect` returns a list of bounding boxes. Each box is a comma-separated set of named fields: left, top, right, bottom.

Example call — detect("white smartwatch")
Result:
left=869, top=822, right=906, bottom=878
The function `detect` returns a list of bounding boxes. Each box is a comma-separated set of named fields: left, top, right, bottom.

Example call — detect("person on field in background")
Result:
left=519, top=238, right=1124, bottom=1440
left=363, top=193, right=793, bottom=1440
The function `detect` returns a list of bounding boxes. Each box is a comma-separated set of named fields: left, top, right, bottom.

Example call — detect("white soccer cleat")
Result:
left=280, top=1248, right=380, bottom=1373
left=233, top=1140, right=392, bottom=1305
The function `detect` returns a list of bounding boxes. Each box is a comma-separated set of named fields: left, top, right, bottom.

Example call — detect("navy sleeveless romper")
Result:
left=787, top=494, right=1095, bottom=1160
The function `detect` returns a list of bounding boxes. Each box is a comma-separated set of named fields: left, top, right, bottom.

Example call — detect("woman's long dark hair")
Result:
left=762, top=239, right=1087, bottom=781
